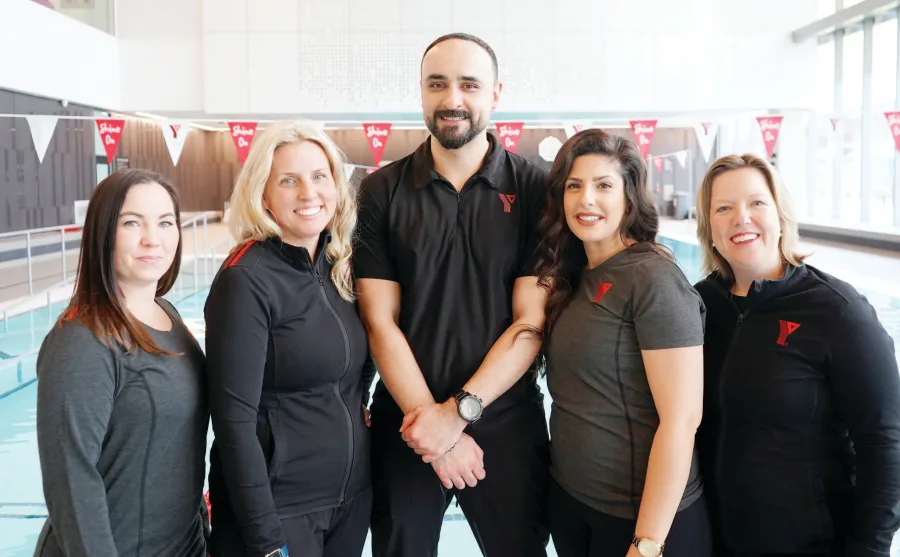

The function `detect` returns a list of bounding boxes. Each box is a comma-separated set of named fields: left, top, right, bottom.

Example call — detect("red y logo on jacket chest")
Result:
left=499, top=193, right=517, bottom=213
left=777, top=320, right=800, bottom=346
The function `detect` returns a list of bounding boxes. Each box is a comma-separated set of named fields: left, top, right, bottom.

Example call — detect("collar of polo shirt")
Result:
left=411, top=132, right=506, bottom=191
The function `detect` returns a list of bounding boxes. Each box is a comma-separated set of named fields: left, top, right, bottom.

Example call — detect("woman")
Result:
left=35, top=169, right=208, bottom=557
left=204, top=121, right=374, bottom=557
left=694, top=154, right=900, bottom=557
left=535, top=129, right=712, bottom=557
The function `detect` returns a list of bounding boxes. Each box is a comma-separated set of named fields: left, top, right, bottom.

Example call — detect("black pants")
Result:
left=370, top=400, right=550, bottom=557
left=731, top=553, right=830, bottom=557
left=208, top=487, right=371, bottom=557
left=547, top=478, right=713, bottom=557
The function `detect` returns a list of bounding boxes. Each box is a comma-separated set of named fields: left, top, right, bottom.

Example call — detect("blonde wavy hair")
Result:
left=226, top=121, right=357, bottom=301
left=696, top=153, right=807, bottom=285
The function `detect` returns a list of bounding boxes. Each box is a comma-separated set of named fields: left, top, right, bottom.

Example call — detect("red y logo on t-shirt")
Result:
left=777, top=320, right=800, bottom=346
left=593, top=282, right=613, bottom=303
left=498, top=193, right=517, bottom=213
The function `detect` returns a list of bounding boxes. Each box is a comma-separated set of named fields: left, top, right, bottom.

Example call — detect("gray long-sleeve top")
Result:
left=34, top=299, right=208, bottom=557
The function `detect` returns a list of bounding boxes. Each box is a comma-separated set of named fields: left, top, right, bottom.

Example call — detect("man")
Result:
left=354, top=33, right=550, bottom=557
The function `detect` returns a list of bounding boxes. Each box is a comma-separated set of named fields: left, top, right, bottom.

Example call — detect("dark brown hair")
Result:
left=421, top=33, right=499, bottom=82
left=535, top=128, right=669, bottom=345
left=60, top=168, right=182, bottom=354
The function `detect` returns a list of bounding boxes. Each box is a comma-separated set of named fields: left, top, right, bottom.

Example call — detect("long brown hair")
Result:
left=60, top=169, right=183, bottom=354
left=696, top=153, right=807, bottom=286
left=535, top=128, right=668, bottom=345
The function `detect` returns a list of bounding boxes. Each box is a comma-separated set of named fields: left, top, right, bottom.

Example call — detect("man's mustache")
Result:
left=434, top=110, right=470, bottom=120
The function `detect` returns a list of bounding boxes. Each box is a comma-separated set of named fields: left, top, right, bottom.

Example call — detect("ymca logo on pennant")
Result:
left=777, top=320, right=800, bottom=346
left=498, top=193, right=517, bottom=213
left=593, top=282, right=613, bottom=303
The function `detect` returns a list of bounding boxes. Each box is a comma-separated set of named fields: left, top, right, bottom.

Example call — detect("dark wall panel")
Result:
left=0, top=89, right=95, bottom=234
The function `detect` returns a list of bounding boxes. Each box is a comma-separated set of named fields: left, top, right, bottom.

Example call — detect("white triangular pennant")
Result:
left=162, top=121, right=191, bottom=166
left=25, top=116, right=58, bottom=164
left=674, top=151, right=688, bottom=168
left=344, top=163, right=356, bottom=178
left=694, top=122, right=719, bottom=162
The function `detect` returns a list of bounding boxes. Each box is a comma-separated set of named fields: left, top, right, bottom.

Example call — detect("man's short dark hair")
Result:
left=421, top=33, right=499, bottom=82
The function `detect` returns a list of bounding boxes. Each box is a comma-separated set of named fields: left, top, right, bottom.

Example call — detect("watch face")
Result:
left=637, top=539, right=661, bottom=556
left=459, top=396, right=481, bottom=420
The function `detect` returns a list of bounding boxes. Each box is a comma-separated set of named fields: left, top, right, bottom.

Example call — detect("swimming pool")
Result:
left=0, top=235, right=898, bottom=557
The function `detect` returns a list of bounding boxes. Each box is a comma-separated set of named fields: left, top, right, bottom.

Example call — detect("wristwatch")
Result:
left=632, top=536, right=664, bottom=557
left=264, top=546, right=289, bottom=557
left=453, top=390, right=483, bottom=424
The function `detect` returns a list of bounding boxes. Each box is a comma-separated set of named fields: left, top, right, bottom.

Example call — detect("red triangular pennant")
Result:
left=885, top=112, right=900, bottom=154
left=629, top=120, right=657, bottom=160
left=96, top=119, right=125, bottom=163
left=756, top=116, right=784, bottom=159
left=496, top=122, right=524, bottom=153
left=228, top=122, right=257, bottom=166
left=363, top=123, right=391, bottom=167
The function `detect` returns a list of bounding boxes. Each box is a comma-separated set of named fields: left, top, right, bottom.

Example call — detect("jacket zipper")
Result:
left=314, top=265, right=354, bottom=510
left=714, top=297, right=750, bottom=540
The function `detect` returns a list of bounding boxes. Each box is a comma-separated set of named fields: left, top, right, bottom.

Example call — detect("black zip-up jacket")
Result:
left=695, top=263, right=900, bottom=557
left=204, top=233, right=374, bottom=556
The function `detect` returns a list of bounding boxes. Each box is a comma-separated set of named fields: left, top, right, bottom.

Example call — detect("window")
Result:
left=814, top=41, right=836, bottom=221
left=840, top=30, right=864, bottom=224
left=871, top=18, right=898, bottom=226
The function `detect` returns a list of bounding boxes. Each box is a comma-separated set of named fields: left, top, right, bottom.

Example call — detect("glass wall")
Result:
left=813, top=40, right=836, bottom=221
left=872, top=18, right=898, bottom=227
left=807, top=4, right=900, bottom=230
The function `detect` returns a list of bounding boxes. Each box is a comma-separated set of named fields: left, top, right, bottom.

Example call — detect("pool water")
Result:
left=0, top=236, right=898, bottom=557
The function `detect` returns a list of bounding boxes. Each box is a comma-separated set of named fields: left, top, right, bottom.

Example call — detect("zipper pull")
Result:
left=315, top=268, right=324, bottom=286
left=736, top=314, right=743, bottom=327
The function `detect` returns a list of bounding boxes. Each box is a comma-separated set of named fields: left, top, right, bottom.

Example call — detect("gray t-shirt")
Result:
left=546, top=242, right=706, bottom=519
left=34, top=298, right=208, bottom=557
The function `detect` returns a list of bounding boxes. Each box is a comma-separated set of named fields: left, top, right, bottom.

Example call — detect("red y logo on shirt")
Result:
left=498, top=193, right=517, bottom=213
left=593, top=282, right=613, bottom=303
left=777, top=320, right=800, bottom=346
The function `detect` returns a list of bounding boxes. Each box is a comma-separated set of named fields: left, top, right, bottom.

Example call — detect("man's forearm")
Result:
left=367, top=322, right=435, bottom=414
left=462, top=321, right=542, bottom=407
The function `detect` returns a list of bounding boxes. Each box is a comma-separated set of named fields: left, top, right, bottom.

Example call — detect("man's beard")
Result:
left=426, top=109, right=486, bottom=150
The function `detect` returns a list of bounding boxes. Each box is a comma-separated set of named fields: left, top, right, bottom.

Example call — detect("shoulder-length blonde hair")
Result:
left=696, top=153, right=807, bottom=284
left=227, top=121, right=357, bottom=301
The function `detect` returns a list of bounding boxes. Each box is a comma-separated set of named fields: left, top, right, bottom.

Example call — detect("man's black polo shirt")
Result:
left=354, top=133, right=548, bottom=417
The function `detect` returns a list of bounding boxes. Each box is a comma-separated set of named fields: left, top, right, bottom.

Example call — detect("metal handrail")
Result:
left=0, top=345, right=41, bottom=400
left=0, top=223, right=82, bottom=240
left=0, top=212, right=229, bottom=399
left=0, top=278, right=73, bottom=332
left=1, top=211, right=219, bottom=327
